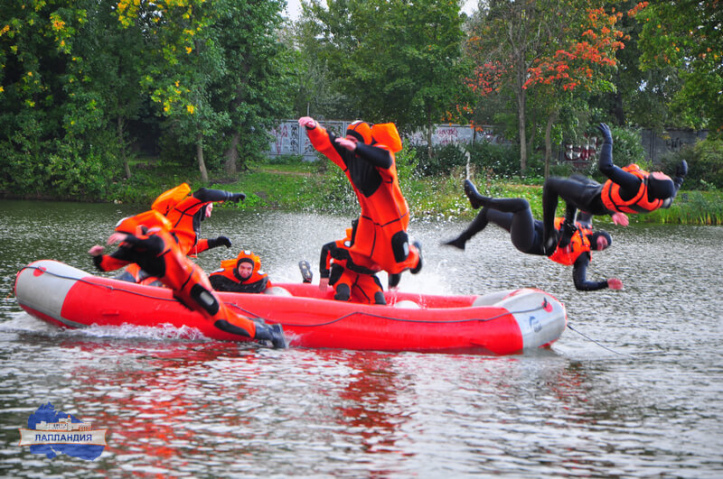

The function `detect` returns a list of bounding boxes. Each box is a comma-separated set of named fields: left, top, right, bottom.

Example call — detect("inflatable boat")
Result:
left=14, top=260, right=567, bottom=355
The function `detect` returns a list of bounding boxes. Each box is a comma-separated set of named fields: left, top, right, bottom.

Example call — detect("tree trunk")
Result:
left=118, top=116, right=131, bottom=179
left=426, top=106, right=434, bottom=163
left=516, top=88, right=527, bottom=174
left=224, top=132, right=240, bottom=177
left=197, top=133, right=208, bottom=183
left=544, top=110, right=559, bottom=178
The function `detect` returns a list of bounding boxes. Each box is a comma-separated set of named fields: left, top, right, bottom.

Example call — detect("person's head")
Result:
left=346, top=121, right=372, bottom=145
left=647, top=172, right=675, bottom=200
left=234, top=250, right=261, bottom=281
left=236, top=258, right=254, bottom=279
left=591, top=231, right=612, bottom=251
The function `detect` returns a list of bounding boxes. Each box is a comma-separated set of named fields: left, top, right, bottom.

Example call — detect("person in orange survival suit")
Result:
left=299, top=117, right=423, bottom=280
left=542, top=123, right=687, bottom=253
left=155, top=183, right=245, bottom=257
left=209, top=250, right=271, bottom=294
left=319, top=220, right=387, bottom=305
left=88, top=210, right=285, bottom=348
left=443, top=180, right=622, bottom=292
left=113, top=183, right=240, bottom=285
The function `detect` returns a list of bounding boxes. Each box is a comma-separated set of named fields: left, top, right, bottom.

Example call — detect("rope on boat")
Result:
left=20, top=265, right=548, bottom=327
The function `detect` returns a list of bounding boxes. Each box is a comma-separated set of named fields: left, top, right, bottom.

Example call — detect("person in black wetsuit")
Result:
left=542, top=123, right=687, bottom=253
left=443, top=180, right=623, bottom=292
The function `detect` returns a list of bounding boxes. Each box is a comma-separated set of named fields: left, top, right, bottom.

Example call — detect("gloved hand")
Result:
left=597, top=123, right=613, bottom=144
left=228, top=192, right=246, bottom=203
left=676, top=160, right=688, bottom=178
left=213, top=236, right=232, bottom=248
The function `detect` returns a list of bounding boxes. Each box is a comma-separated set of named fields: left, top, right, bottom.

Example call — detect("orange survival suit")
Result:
left=92, top=210, right=285, bottom=348
left=320, top=223, right=386, bottom=305
left=304, top=120, right=421, bottom=276
left=209, top=250, right=271, bottom=294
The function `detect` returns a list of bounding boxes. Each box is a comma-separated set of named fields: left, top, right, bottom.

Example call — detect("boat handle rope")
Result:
left=225, top=301, right=547, bottom=327
left=19, top=265, right=550, bottom=327
left=565, top=323, right=630, bottom=356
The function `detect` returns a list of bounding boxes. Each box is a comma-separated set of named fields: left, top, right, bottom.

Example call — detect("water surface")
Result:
left=1, top=200, right=721, bottom=478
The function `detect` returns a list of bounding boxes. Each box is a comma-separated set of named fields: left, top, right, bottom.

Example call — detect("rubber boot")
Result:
left=410, top=241, right=423, bottom=274
left=254, top=321, right=287, bottom=349
left=298, top=260, right=313, bottom=283
left=464, top=179, right=488, bottom=209
left=388, top=273, right=402, bottom=289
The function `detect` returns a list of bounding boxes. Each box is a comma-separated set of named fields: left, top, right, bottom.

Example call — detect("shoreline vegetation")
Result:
left=4, top=156, right=720, bottom=226
left=102, top=156, right=723, bottom=226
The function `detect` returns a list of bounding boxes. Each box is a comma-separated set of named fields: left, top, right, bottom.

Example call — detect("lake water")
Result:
left=1, top=199, right=722, bottom=478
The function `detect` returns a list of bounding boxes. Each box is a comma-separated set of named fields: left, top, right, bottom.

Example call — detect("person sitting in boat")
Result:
left=88, top=210, right=285, bottom=348
left=541, top=123, right=687, bottom=253
left=319, top=220, right=387, bottom=305
left=443, top=180, right=623, bottom=292
left=209, top=250, right=271, bottom=294
left=299, top=117, right=423, bottom=280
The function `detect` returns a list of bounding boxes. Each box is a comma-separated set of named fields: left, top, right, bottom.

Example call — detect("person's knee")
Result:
left=189, top=284, right=220, bottom=316
left=334, top=283, right=351, bottom=302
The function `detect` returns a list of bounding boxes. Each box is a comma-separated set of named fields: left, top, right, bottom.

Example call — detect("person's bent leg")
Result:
left=443, top=207, right=489, bottom=250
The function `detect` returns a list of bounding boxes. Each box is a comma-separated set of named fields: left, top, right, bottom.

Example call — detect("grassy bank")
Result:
left=113, top=159, right=722, bottom=226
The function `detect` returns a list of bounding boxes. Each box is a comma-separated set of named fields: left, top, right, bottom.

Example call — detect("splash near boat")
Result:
left=14, top=260, right=567, bottom=355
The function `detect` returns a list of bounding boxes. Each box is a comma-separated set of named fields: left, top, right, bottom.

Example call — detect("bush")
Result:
left=468, top=140, right=521, bottom=178
left=660, top=137, right=723, bottom=190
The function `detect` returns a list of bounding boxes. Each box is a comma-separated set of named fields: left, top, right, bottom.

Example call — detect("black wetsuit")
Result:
left=542, top=130, right=683, bottom=246
left=447, top=198, right=609, bottom=291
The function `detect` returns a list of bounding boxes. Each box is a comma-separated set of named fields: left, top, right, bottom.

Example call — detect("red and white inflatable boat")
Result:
left=14, top=260, right=567, bottom=355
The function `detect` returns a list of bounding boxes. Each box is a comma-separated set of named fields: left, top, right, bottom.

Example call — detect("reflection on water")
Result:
left=1, top=200, right=722, bottom=478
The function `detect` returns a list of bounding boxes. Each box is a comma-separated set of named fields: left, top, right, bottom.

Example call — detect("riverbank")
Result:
left=84, top=159, right=723, bottom=226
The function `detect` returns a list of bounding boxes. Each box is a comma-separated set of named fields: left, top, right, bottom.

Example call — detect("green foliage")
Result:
left=467, top=141, right=523, bottom=179
left=301, top=0, right=472, bottom=132
left=610, top=125, right=646, bottom=166
left=646, top=191, right=722, bottom=226
left=660, top=137, right=723, bottom=190
left=636, top=1, right=723, bottom=132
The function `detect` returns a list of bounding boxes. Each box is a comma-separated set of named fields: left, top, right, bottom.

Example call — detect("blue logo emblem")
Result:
left=18, top=403, right=107, bottom=460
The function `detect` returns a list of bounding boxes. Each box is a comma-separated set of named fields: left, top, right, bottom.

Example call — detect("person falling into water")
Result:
left=89, top=210, right=286, bottom=348
left=299, top=117, right=423, bottom=288
left=541, top=123, right=687, bottom=253
left=443, top=180, right=623, bottom=292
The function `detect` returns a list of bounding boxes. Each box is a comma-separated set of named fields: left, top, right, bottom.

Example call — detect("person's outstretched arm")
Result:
left=597, top=123, right=640, bottom=192
left=572, top=254, right=622, bottom=291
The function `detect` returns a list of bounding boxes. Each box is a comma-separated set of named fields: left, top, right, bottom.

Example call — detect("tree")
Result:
left=466, top=0, right=627, bottom=174
left=300, top=0, right=472, bottom=156
left=636, top=0, right=723, bottom=135
left=212, top=0, right=293, bottom=176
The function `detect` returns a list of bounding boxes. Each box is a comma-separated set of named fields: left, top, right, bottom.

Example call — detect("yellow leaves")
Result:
left=186, top=46, right=192, bottom=54
left=25, top=99, right=35, bottom=108
left=0, top=86, right=3, bottom=93
left=187, top=104, right=195, bottom=114
left=0, top=25, right=10, bottom=36
left=28, top=71, right=33, bottom=77
left=11, top=45, right=17, bottom=54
